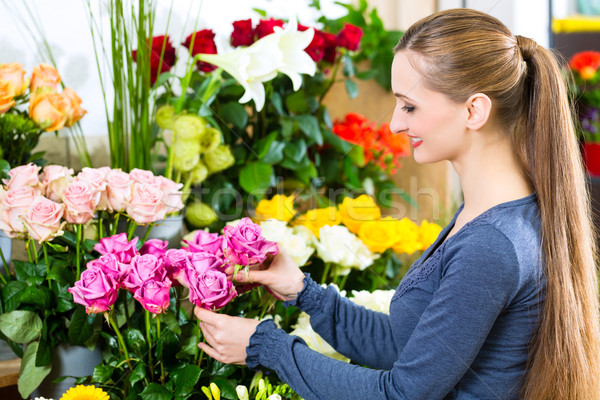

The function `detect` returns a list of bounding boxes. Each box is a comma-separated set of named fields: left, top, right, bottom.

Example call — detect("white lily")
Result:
left=274, top=17, right=316, bottom=90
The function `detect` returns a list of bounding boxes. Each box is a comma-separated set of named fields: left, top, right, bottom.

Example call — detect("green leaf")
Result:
left=92, top=364, right=114, bottom=384
left=270, top=92, right=285, bottom=115
left=284, top=140, right=307, bottom=163
left=48, top=263, right=74, bottom=284
left=252, top=8, right=267, bottom=17
left=161, top=311, right=182, bottom=335
left=344, top=158, right=361, bottom=189
left=220, top=102, right=248, bottom=129
left=295, top=162, right=318, bottom=185
left=45, top=242, right=68, bottom=253
left=210, top=361, right=237, bottom=378
left=284, top=90, right=309, bottom=114
left=256, top=131, right=278, bottom=159
left=0, top=159, right=10, bottom=175
left=343, top=54, right=355, bottom=77
left=154, top=72, right=177, bottom=88
left=170, top=363, right=202, bottom=398
left=261, top=141, right=285, bottom=165
left=239, top=162, right=274, bottom=195
left=345, top=79, right=359, bottom=99
left=130, top=362, right=146, bottom=387
left=0, top=310, right=42, bottom=343
left=280, top=118, right=296, bottom=139
left=322, top=127, right=352, bottom=153
left=56, top=284, right=75, bottom=313
left=18, top=341, right=51, bottom=399
left=35, top=326, right=52, bottom=367
left=348, top=145, right=365, bottom=166
left=13, top=260, right=46, bottom=285
left=211, top=376, right=237, bottom=399
left=294, top=115, right=323, bottom=146
left=68, top=307, right=93, bottom=346
left=125, top=328, right=147, bottom=357
left=355, top=69, right=377, bottom=80
left=20, top=286, right=52, bottom=308
left=2, top=281, right=26, bottom=312
left=140, top=382, right=174, bottom=400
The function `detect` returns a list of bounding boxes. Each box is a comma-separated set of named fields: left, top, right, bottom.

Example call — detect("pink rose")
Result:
left=184, top=229, right=224, bottom=257
left=140, top=239, right=168, bottom=258
left=163, top=248, right=188, bottom=286
left=123, top=254, right=167, bottom=292
left=187, top=251, right=226, bottom=273
left=187, top=268, right=237, bottom=311
left=2, top=163, right=41, bottom=190
left=76, top=167, right=110, bottom=210
left=41, top=165, right=74, bottom=203
left=105, top=169, right=132, bottom=212
left=68, top=267, right=119, bottom=314
left=0, top=186, right=39, bottom=235
left=134, top=279, right=172, bottom=314
left=129, top=168, right=156, bottom=185
left=86, top=253, right=129, bottom=286
left=62, top=181, right=100, bottom=224
left=22, top=196, right=64, bottom=242
left=126, top=183, right=169, bottom=224
left=155, top=175, right=184, bottom=214
left=94, top=233, right=139, bottom=264
left=222, top=217, right=279, bottom=266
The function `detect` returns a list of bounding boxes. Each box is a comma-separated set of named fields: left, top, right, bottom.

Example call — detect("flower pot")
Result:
left=0, top=231, right=13, bottom=361
left=583, top=142, right=600, bottom=176
left=31, top=344, right=102, bottom=399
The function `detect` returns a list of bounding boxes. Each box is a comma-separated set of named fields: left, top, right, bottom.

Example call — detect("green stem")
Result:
left=319, top=55, right=343, bottom=104
left=28, top=239, right=38, bottom=264
left=127, top=219, right=137, bottom=241
left=157, top=316, right=165, bottom=383
left=0, top=246, right=8, bottom=285
left=109, top=311, right=133, bottom=371
left=338, top=273, right=349, bottom=291
left=75, top=225, right=83, bottom=280
left=142, top=223, right=154, bottom=242
left=259, top=291, right=273, bottom=320
left=121, top=291, right=131, bottom=330
left=111, top=213, right=121, bottom=236
left=145, top=311, right=154, bottom=380
left=98, top=214, right=104, bottom=240
left=321, top=262, right=331, bottom=284
left=43, top=243, right=50, bottom=285
left=196, top=320, right=204, bottom=368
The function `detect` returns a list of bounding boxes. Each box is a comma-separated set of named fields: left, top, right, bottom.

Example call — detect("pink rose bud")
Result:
left=140, top=239, right=168, bottom=258
left=155, top=175, right=184, bottom=214
left=41, top=165, right=74, bottom=203
left=23, top=196, right=64, bottom=242
left=105, top=169, right=132, bottom=212
left=0, top=186, right=39, bottom=235
left=123, top=254, right=167, bottom=292
left=87, top=253, right=129, bottom=286
left=187, top=268, right=237, bottom=311
left=75, top=167, right=110, bottom=211
left=163, top=248, right=188, bottom=286
left=129, top=168, right=156, bottom=185
left=134, top=279, right=172, bottom=314
left=222, top=217, right=279, bottom=266
left=62, top=180, right=100, bottom=224
left=68, top=267, right=119, bottom=314
left=184, top=230, right=224, bottom=257
left=126, top=183, right=169, bottom=224
left=94, top=233, right=139, bottom=264
left=2, top=163, right=41, bottom=190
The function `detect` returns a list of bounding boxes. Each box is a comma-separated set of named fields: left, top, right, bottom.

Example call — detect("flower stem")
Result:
left=145, top=310, right=154, bottom=380
left=338, top=273, right=349, bottom=291
left=196, top=320, right=204, bottom=368
left=42, top=243, right=50, bottom=285
left=29, top=239, right=38, bottom=264
left=111, top=213, right=121, bottom=236
left=319, top=55, right=343, bottom=104
left=0, top=246, right=8, bottom=285
left=156, top=315, right=165, bottom=383
left=141, top=222, right=154, bottom=242
left=321, top=262, right=331, bottom=284
left=98, top=214, right=104, bottom=240
left=109, top=311, right=133, bottom=371
left=75, top=224, right=83, bottom=280
left=127, top=219, right=137, bottom=241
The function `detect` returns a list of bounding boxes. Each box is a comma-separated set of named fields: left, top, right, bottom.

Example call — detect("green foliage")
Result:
left=0, top=110, right=47, bottom=170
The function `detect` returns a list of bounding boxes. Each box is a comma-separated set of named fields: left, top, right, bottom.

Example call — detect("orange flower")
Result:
left=29, top=91, right=67, bottom=131
left=332, top=112, right=375, bottom=144
left=0, top=63, right=28, bottom=96
left=30, top=63, right=61, bottom=93
left=60, top=88, right=87, bottom=127
left=378, top=123, right=410, bottom=157
left=0, top=81, right=15, bottom=114
left=569, top=51, right=600, bottom=74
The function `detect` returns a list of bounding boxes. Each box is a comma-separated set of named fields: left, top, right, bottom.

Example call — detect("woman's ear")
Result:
left=465, top=93, right=492, bottom=130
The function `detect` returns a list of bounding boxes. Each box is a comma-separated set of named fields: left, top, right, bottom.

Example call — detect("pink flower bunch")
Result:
left=0, top=164, right=184, bottom=241
left=69, top=218, right=279, bottom=314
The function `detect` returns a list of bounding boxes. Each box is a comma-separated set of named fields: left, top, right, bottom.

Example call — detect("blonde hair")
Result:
left=395, top=9, right=600, bottom=399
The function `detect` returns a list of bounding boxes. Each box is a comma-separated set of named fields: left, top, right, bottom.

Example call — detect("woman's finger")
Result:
left=198, top=341, right=223, bottom=362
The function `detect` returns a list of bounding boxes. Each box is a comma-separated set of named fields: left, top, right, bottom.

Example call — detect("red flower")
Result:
left=335, top=24, right=363, bottom=51
left=569, top=51, right=600, bottom=73
left=231, top=19, right=255, bottom=47
left=183, top=29, right=218, bottom=72
left=322, top=31, right=338, bottom=63
left=332, top=113, right=375, bottom=144
left=299, top=24, right=325, bottom=62
left=132, top=35, right=176, bottom=85
left=378, top=123, right=410, bottom=157
left=256, top=18, right=284, bottom=39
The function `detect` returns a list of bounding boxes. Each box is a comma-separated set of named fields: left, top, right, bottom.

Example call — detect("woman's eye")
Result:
left=402, top=105, right=415, bottom=113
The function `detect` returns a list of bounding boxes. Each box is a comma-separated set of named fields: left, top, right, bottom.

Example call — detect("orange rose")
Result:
left=0, top=81, right=15, bottom=114
left=60, top=88, right=87, bottom=127
left=30, top=63, right=61, bottom=93
left=29, top=91, right=67, bottom=132
left=0, top=63, right=28, bottom=96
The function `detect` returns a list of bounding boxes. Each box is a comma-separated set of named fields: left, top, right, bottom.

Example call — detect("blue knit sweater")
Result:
left=246, top=194, right=545, bottom=400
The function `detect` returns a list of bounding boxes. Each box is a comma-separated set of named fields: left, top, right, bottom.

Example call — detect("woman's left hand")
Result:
left=194, top=306, right=260, bottom=365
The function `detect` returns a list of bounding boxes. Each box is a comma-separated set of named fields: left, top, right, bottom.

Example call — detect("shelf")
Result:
left=0, top=358, right=20, bottom=388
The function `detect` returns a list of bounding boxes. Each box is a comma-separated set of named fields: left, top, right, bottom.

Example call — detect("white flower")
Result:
left=350, top=289, right=396, bottom=314
left=290, top=312, right=349, bottom=362
left=259, top=219, right=290, bottom=242
left=257, top=313, right=283, bottom=328
left=260, top=219, right=315, bottom=267
left=273, top=17, right=316, bottom=91
left=315, top=225, right=376, bottom=274
left=236, top=385, right=249, bottom=400
left=267, top=395, right=282, bottom=400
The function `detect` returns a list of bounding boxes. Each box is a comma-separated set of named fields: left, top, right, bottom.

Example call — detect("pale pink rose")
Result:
left=76, top=167, right=110, bottom=210
left=22, top=196, right=64, bottom=242
left=41, top=165, right=74, bottom=203
left=188, top=268, right=237, bottom=311
left=129, top=168, right=156, bottom=185
left=184, top=230, right=224, bottom=257
left=62, top=180, right=100, bottom=224
left=86, top=253, right=129, bottom=286
left=68, top=266, right=119, bottom=314
left=163, top=248, right=188, bottom=286
left=222, top=217, right=279, bottom=266
left=139, top=239, right=168, bottom=258
left=2, top=163, right=41, bottom=190
left=105, top=169, right=132, bottom=212
left=123, top=254, right=167, bottom=292
left=94, top=233, right=139, bottom=264
left=0, top=186, right=39, bottom=235
left=126, top=183, right=169, bottom=224
left=134, top=279, right=172, bottom=314
left=155, top=175, right=184, bottom=213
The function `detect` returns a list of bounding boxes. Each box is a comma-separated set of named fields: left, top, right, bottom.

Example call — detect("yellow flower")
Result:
left=391, top=218, right=422, bottom=254
left=293, top=207, right=341, bottom=238
left=60, top=385, right=109, bottom=400
left=210, top=382, right=221, bottom=400
left=419, top=220, right=443, bottom=251
left=254, top=194, right=296, bottom=222
left=339, top=194, right=381, bottom=233
left=357, top=216, right=400, bottom=253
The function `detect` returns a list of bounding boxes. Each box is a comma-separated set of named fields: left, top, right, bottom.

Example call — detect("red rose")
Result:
left=231, top=19, right=255, bottom=47
left=299, top=24, right=325, bottom=62
left=255, top=18, right=284, bottom=39
left=183, top=29, right=218, bottom=73
left=322, top=31, right=338, bottom=63
left=132, top=35, right=176, bottom=85
left=569, top=51, right=600, bottom=73
left=335, top=24, right=363, bottom=51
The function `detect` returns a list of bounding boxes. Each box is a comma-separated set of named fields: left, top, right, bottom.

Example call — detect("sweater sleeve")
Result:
left=246, top=225, right=520, bottom=400
left=283, top=274, right=398, bottom=369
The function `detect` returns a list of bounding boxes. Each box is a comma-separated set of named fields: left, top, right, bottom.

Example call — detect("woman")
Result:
left=195, top=9, right=600, bottom=399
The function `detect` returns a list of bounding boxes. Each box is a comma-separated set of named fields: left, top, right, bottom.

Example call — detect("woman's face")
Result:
left=390, top=50, right=470, bottom=164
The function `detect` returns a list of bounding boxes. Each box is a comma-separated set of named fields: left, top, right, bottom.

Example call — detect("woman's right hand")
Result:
left=225, top=249, right=306, bottom=302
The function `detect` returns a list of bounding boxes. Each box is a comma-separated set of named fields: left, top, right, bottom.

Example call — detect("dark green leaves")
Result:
left=68, top=307, right=93, bottom=346
left=239, top=162, right=274, bottom=195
